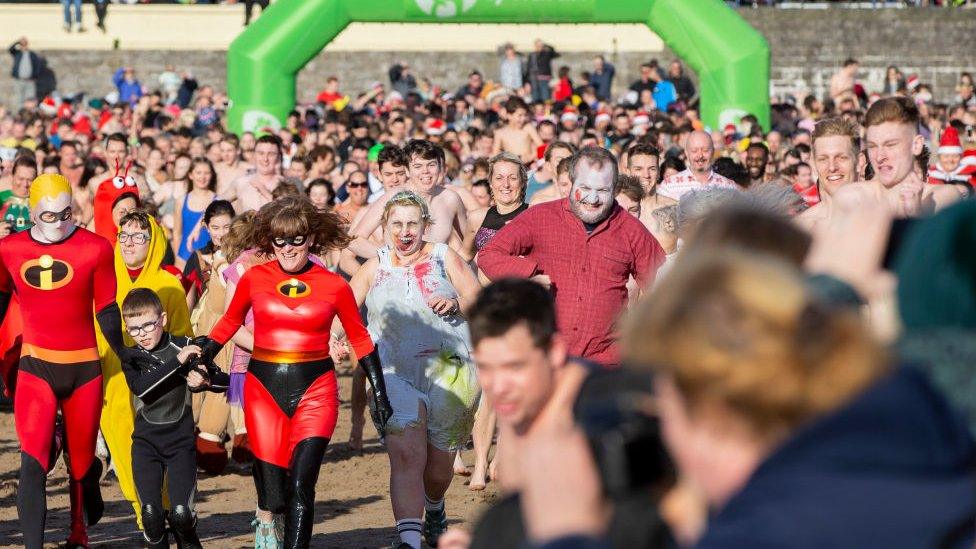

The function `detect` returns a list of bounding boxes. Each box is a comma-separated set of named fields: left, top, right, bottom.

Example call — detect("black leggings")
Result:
left=131, top=413, right=197, bottom=510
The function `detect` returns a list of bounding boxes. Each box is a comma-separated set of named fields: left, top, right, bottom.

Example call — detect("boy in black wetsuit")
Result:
left=120, top=288, right=228, bottom=549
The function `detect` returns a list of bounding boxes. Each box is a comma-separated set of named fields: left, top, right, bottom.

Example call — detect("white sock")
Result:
left=424, top=495, right=444, bottom=514
left=396, top=518, right=422, bottom=548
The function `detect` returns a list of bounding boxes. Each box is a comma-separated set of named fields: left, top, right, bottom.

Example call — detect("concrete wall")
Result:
left=1, top=7, right=975, bottom=111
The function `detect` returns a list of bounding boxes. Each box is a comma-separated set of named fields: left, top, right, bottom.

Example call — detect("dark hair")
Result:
left=712, top=157, right=749, bottom=187
left=843, top=57, right=859, bottom=67
left=309, top=144, right=335, bottom=162
left=186, top=157, right=217, bottom=193
left=122, top=287, right=163, bottom=318
left=471, top=178, right=490, bottom=194
left=504, top=96, right=529, bottom=114
left=42, top=154, right=60, bottom=171
left=568, top=146, right=618, bottom=188
left=60, top=139, right=79, bottom=152
left=203, top=200, right=235, bottom=225
left=626, top=142, right=661, bottom=166
left=661, top=155, right=686, bottom=176
left=306, top=178, right=336, bottom=206
left=615, top=174, right=645, bottom=204
left=118, top=208, right=152, bottom=231
left=544, top=141, right=577, bottom=163
left=469, top=279, right=557, bottom=350
left=222, top=133, right=240, bottom=148
left=12, top=156, right=37, bottom=175
left=105, top=133, right=128, bottom=149
left=747, top=141, right=770, bottom=156
left=255, top=134, right=283, bottom=155
left=556, top=156, right=573, bottom=177
left=377, top=144, right=407, bottom=169
left=80, top=157, right=108, bottom=190
left=403, top=139, right=445, bottom=167
left=688, top=208, right=811, bottom=267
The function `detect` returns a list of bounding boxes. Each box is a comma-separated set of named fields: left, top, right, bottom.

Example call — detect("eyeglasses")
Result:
left=118, top=232, right=150, bottom=245
left=38, top=207, right=73, bottom=224
left=347, top=182, right=369, bottom=189
left=271, top=235, right=308, bottom=248
left=126, top=318, right=161, bottom=337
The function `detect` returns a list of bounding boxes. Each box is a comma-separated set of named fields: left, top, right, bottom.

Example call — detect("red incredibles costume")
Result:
left=0, top=173, right=140, bottom=549
left=93, top=160, right=139, bottom=243
left=201, top=258, right=390, bottom=549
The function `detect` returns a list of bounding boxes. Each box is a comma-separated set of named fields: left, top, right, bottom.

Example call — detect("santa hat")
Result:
left=632, top=111, right=650, bottom=126
left=907, top=74, right=920, bottom=91
left=560, top=107, right=579, bottom=123
left=39, top=96, right=59, bottom=117
left=938, top=126, right=964, bottom=155
left=425, top=118, right=446, bottom=136
left=594, top=110, right=611, bottom=125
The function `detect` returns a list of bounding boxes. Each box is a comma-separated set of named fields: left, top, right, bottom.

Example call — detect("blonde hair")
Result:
left=29, top=173, right=71, bottom=209
left=624, top=250, right=887, bottom=439
left=381, top=190, right=433, bottom=225
left=812, top=117, right=860, bottom=156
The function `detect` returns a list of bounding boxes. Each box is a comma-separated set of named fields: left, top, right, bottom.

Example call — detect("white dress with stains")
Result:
left=365, top=243, right=480, bottom=451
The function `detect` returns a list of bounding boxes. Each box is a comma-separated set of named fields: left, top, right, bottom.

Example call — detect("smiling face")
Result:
left=865, top=121, right=922, bottom=188
left=273, top=234, right=313, bottom=273
left=408, top=155, right=442, bottom=193
left=940, top=152, right=962, bottom=173
left=686, top=131, right=714, bottom=176
left=346, top=172, right=370, bottom=206
left=379, top=161, right=408, bottom=191
left=471, top=184, right=492, bottom=209
left=189, top=162, right=213, bottom=190
left=384, top=204, right=427, bottom=258
left=111, top=195, right=138, bottom=228
left=308, top=185, right=332, bottom=211
left=119, top=220, right=151, bottom=269
left=628, top=153, right=659, bottom=192
left=206, top=213, right=232, bottom=248
left=812, top=136, right=857, bottom=197
left=569, top=160, right=615, bottom=224
left=490, top=160, right=523, bottom=207
left=253, top=142, right=280, bottom=176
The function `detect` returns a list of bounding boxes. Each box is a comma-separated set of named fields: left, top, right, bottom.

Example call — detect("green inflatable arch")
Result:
left=227, top=0, right=769, bottom=134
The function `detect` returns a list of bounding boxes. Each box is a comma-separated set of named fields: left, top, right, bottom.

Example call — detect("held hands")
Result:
left=186, top=369, right=206, bottom=389
left=177, top=344, right=202, bottom=365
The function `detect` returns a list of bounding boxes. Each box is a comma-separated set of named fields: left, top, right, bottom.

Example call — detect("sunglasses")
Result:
left=271, top=234, right=308, bottom=248
left=38, top=207, right=73, bottom=224
left=118, top=232, right=150, bottom=245
left=347, top=182, right=369, bottom=189
left=126, top=318, right=161, bottom=337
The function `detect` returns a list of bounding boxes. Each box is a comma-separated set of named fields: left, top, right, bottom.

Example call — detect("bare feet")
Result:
left=469, top=460, right=489, bottom=491
left=453, top=452, right=470, bottom=476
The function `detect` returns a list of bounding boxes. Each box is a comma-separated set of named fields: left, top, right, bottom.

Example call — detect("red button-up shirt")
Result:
left=478, top=199, right=664, bottom=366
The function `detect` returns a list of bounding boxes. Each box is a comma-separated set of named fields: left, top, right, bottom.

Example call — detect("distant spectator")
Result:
left=94, top=0, right=108, bottom=33
left=8, top=37, right=40, bottom=108
left=667, top=60, right=697, bottom=107
left=552, top=66, right=573, bottom=103
left=113, top=66, right=143, bottom=107
left=457, top=71, right=484, bottom=102
left=499, top=43, right=524, bottom=91
left=61, top=0, right=85, bottom=33
left=244, top=0, right=269, bottom=26
left=589, top=55, right=615, bottom=101
left=528, top=40, right=559, bottom=103
left=317, top=75, right=344, bottom=106
left=630, top=61, right=677, bottom=112
left=158, top=64, right=181, bottom=105
left=388, top=63, right=418, bottom=97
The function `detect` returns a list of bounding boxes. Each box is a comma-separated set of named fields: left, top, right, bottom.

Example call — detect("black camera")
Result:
left=574, top=367, right=674, bottom=499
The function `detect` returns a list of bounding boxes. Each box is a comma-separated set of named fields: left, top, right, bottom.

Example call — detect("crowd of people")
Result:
left=0, top=43, right=975, bottom=549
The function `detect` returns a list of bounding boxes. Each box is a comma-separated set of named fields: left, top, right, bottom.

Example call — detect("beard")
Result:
left=570, top=198, right=613, bottom=225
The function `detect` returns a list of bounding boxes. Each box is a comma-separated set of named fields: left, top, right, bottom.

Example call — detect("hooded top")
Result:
left=93, top=169, right=140, bottom=243
left=698, top=368, right=975, bottom=549
left=97, top=214, right=192, bottom=388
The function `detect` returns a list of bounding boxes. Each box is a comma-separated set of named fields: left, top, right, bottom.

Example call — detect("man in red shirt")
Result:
left=478, top=147, right=664, bottom=367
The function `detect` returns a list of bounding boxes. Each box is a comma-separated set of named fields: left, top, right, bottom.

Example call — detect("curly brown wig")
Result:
left=253, top=196, right=350, bottom=256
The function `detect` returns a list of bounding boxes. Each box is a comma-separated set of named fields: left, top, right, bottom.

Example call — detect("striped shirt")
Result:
left=658, top=168, right=738, bottom=201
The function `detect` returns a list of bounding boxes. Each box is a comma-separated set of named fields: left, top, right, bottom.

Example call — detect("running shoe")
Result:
left=422, top=508, right=448, bottom=548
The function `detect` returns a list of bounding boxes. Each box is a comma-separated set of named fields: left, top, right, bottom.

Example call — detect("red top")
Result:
left=0, top=228, right=116, bottom=358
left=477, top=199, right=663, bottom=366
left=210, top=260, right=374, bottom=362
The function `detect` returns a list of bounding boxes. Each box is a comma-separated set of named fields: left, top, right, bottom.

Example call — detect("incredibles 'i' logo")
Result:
left=277, top=278, right=310, bottom=298
left=20, top=254, right=74, bottom=291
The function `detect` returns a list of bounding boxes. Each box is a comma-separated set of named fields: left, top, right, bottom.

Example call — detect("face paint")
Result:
left=31, top=193, right=75, bottom=243
left=569, top=161, right=615, bottom=225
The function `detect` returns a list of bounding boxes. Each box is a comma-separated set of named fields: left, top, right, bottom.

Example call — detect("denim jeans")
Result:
left=62, top=0, right=82, bottom=26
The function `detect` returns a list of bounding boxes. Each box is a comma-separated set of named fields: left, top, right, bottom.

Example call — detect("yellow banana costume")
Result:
left=96, top=215, right=192, bottom=525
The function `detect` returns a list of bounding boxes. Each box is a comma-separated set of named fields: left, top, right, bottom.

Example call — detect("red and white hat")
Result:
left=633, top=110, right=650, bottom=126
left=425, top=118, right=446, bottom=136
left=594, top=109, right=611, bottom=125
left=938, top=126, right=963, bottom=155
left=907, top=74, right=920, bottom=91
left=560, top=107, right=579, bottom=123
left=39, top=96, right=59, bottom=116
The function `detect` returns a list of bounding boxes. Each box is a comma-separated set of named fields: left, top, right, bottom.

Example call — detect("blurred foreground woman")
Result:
left=625, top=250, right=976, bottom=548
